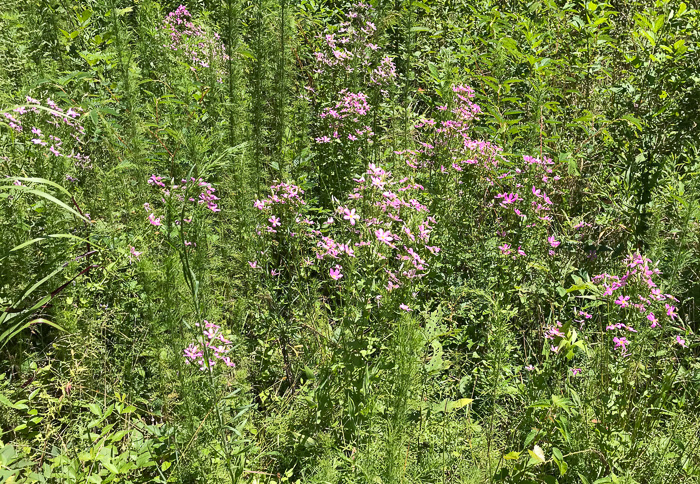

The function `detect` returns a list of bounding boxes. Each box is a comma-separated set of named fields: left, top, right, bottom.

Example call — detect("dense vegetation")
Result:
left=1, top=0, right=699, bottom=482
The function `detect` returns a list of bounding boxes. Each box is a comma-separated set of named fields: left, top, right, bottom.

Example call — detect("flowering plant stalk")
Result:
left=144, top=171, right=244, bottom=482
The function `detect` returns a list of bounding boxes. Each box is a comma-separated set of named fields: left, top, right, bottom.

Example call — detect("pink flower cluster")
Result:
left=253, top=182, right=311, bottom=237
left=148, top=175, right=220, bottom=213
left=254, top=182, right=306, bottom=211
left=3, top=96, right=90, bottom=177
left=145, top=175, right=221, bottom=243
left=316, top=90, right=375, bottom=144
left=183, top=320, right=236, bottom=371
left=161, top=5, right=229, bottom=83
left=311, top=2, right=395, bottom=87
left=308, top=2, right=396, bottom=147
left=591, top=253, right=686, bottom=353
left=251, top=163, right=438, bottom=316
left=320, top=163, right=437, bottom=293
left=397, top=85, right=501, bottom=175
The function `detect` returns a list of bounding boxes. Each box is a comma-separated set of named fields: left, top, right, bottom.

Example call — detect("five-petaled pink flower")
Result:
left=269, top=216, right=281, bottom=227
left=613, top=336, right=630, bottom=353
left=676, top=335, right=687, bottom=348
left=647, top=312, right=659, bottom=328
left=548, top=236, right=560, bottom=248
left=615, top=295, right=630, bottom=308
left=665, top=304, right=678, bottom=320
left=399, top=304, right=411, bottom=312
left=375, top=228, right=393, bottom=244
left=343, top=208, right=360, bottom=226
left=329, top=265, right=343, bottom=281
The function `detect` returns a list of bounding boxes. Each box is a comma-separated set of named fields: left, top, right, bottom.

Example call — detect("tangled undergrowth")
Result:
left=1, top=0, right=699, bottom=483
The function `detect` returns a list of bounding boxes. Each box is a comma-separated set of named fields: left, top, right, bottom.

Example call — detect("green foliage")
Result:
left=1, top=0, right=698, bottom=483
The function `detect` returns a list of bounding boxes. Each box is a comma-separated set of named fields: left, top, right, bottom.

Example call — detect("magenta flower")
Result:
left=399, top=304, right=411, bottom=312
left=248, top=261, right=258, bottom=269
left=614, top=295, right=630, bottom=308
left=148, top=213, right=162, bottom=226
left=548, top=236, right=560, bottom=248
left=329, top=265, right=343, bottom=281
left=426, top=245, right=441, bottom=255
left=647, top=312, right=658, bottom=328
left=183, top=344, right=203, bottom=361
left=676, top=335, right=687, bottom=348
left=571, top=368, right=582, bottom=376
left=129, top=246, right=142, bottom=261
left=665, top=304, right=678, bottom=320
left=343, top=207, right=360, bottom=225
left=613, top=336, right=630, bottom=353
left=269, top=216, right=281, bottom=227
left=498, top=243, right=511, bottom=255
left=221, top=356, right=236, bottom=368
left=375, top=228, right=393, bottom=244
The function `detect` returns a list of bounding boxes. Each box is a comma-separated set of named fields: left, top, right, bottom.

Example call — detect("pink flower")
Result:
left=498, top=243, right=511, bottom=255
left=517, top=246, right=526, bottom=257
left=269, top=216, right=281, bottom=227
left=426, top=245, right=440, bottom=255
left=329, top=265, right=343, bottom=281
left=676, top=335, right=687, bottom=348
left=399, top=304, right=411, bottom=312
left=548, top=236, right=560, bottom=248
left=343, top=208, right=359, bottom=225
left=647, top=312, right=659, bottom=328
left=129, top=246, right=142, bottom=261
left=665, top=304, right=678, bottom=320
left=148, top=213, right=162, bottom=226
left=248, top=261, right=258, bottom=269
left=183, top=344, right=202, bottom=360
left=614, top=295, right=630, bottom=308
left=613, top=336, right=630, bottom=353
left=571, top=368, right=582, bottom=376
left=375, top=228, right=393, bottom=245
